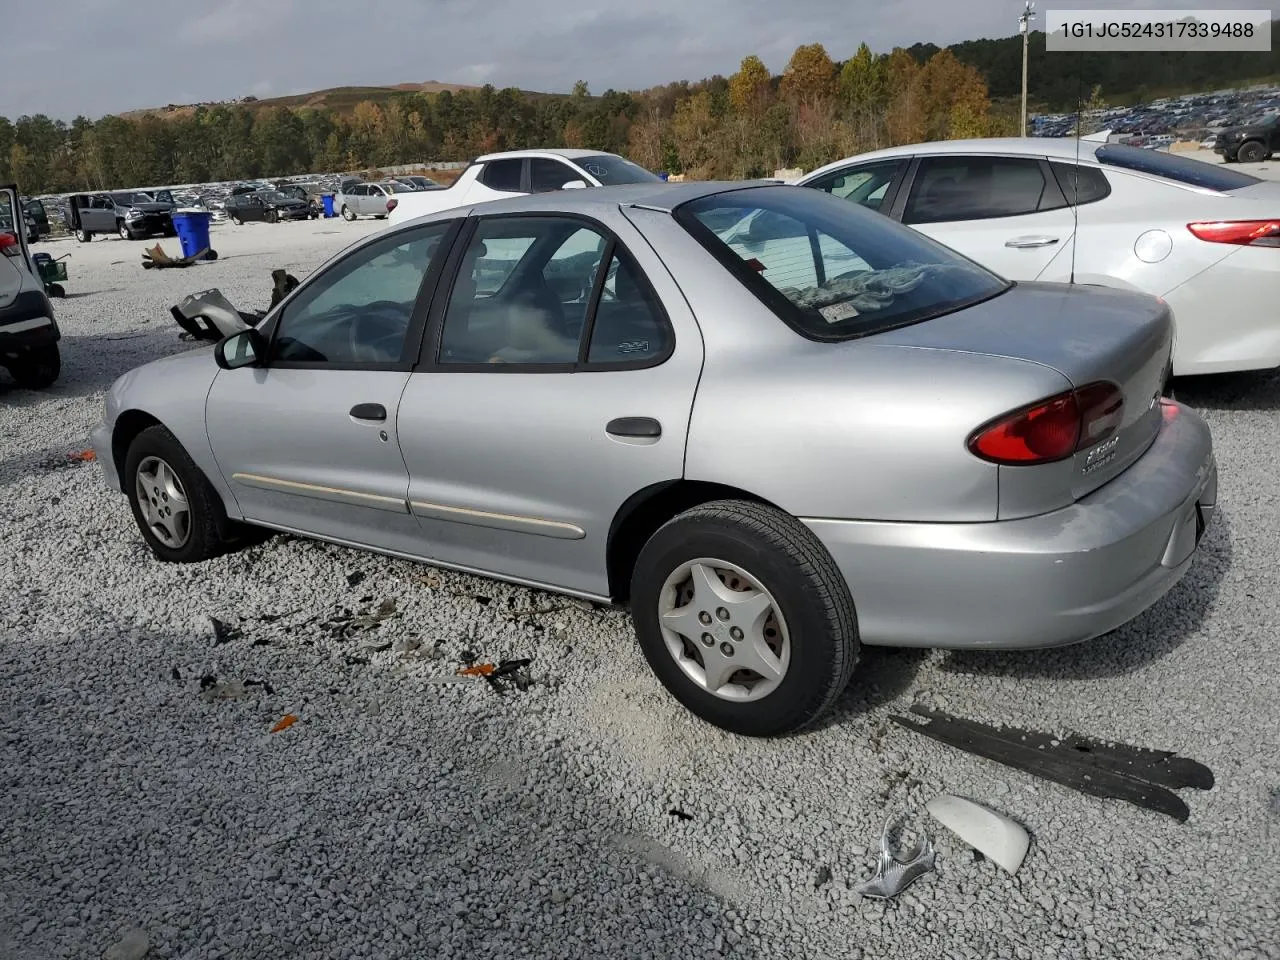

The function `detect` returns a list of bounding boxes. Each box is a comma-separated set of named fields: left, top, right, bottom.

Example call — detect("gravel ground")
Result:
left=2, top=216, right=1278, bottom=960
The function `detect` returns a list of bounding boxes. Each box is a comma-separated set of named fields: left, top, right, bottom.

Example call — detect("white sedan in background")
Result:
left=798, top=138, right=1280, bottom=376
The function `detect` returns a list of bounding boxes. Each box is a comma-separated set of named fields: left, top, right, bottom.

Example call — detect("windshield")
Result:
left=383, top=183, right=415, bottom=194
left=675, top=186, right=1010, bottom=341
left=111, top=193, right=149, bottom=205
left=1096, top=143, right=1260, bottom=191
left=261, top=191, right=290, bottom=203
left=575, top=154, right=661, bottom=185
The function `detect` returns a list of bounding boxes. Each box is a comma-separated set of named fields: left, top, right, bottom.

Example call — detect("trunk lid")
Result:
left=877, top=282, right=1172, bottom=510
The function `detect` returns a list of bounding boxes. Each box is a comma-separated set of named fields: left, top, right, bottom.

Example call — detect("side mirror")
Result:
left=561, top=180, right=588, bottom=190
left=214, top=328, right=266, bottom=370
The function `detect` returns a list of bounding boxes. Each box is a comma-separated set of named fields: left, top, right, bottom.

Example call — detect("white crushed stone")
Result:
left=1, top=219, right=1278, bottom=959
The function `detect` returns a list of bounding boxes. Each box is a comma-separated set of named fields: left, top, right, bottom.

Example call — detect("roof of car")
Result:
left=472, top=148, right=617, bottom=163
left=801, top=137, right=1106, bottom=182
left=408, top=180, right=782, bottom=221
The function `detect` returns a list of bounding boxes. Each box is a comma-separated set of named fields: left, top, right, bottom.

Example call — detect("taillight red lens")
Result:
left=0, top=232, right=19, bottom=257
left=968, top=381, right=1125, bottom=466
left=1187, top=220, right=1280, bottom=246
left=387, top=198, right=398, bottom=212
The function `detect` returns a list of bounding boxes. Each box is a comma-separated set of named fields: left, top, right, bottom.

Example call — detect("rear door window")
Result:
left=529, top=158, right=581, bottom=193
left=480, top=159, right=524, bottom=192
left=903, top=156, right=1065, bottom=224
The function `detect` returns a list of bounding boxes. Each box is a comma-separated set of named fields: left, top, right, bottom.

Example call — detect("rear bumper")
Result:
left=0, top=289, right=60, bottom=349
left=803, top=400, right=1216, bottom=650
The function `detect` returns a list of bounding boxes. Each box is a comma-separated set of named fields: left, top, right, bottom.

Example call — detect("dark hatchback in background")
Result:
left=225, top=190, right=313, bottom=224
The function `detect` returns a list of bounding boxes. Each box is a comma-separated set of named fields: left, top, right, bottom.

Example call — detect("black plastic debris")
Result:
left=667, top=808, right=695, bottom=822
left=484, top=658, right=534, bottom=695
left=346, top=571, right=367, bottom=588
left=890, top=706, right=1215, bottom=823
left=171, top=667, right=182, bottom=682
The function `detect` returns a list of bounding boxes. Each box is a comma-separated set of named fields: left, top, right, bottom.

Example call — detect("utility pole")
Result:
left=1019, top=1, right=1036, bottom=137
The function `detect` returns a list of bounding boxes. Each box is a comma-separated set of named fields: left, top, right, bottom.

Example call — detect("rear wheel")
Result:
left=6, top=344, right=61, bottom=389
left=231, top=214, right=244, bottom=225
left=125, top=425, right=231, bottom=563
left=341, top=205, right=356, bottom=221
left=76, top=229, right=91, bottom=243
left=630, top=500, right=858, bottom=737
left=1238, top=140, right=1267, bottom=163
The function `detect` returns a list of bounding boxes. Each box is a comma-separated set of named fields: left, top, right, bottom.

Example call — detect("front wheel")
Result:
left=341, top=205, right=356, bottom=221
left=117, top=221, right=133, bottom=240
left=1238, top=140, right=1267, bottom=163
left=6, top=344, right=61, bottom=389
left=231, top=215, right=243, bottom=226
left=76, top=229, right=91, bottom=243
left=266, top=209, right=279, bottom=224
left=629, top=500, right=858, bottom=737
left=125, top=425, right=231, bottom=563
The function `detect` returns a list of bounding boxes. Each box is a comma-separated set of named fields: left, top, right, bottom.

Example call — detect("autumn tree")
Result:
left=671, top=91, right=719, bottom=177
left=780, top=43, right=836, bottom=109
left=728, top=55, right=773, bottom=117
left=884, top=49, right=927, bottom=145
left=838, top=43, right=886, bottom=149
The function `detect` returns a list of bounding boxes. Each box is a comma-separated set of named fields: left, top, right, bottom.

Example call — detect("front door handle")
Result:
left=606, top=416, right=661, bottom=438
left=1005, top=236, right=1061, bottom=248
left=350, top=403, right=387, bottom=422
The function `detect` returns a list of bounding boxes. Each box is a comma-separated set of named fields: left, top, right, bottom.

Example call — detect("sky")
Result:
left=3, top=0, right=1271, bottom=119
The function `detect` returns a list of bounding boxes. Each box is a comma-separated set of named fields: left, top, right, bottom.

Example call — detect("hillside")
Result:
left=121, top=80, right=494, bottom=120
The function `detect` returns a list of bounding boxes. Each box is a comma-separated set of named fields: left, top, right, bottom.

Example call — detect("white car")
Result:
left=0, top=183, right=61, bottom=388
left=387, top=149, right=662, bottom=225
left=797, top=138, right=1280, bottom=375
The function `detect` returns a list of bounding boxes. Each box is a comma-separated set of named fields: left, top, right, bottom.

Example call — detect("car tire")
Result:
left=76, top=229, right=91, bottom=243
left=125, top=425, right=231, bottom=563
left=629, top=499, right=858, bottom=737
left=341, top=205, right=356, bottom=221
left=47, top=283, right=65, bottom=298
left=231, top=215, right=243, bottom=226
left=6, top=344, right=61, bottom=389
left=117, top=221, right=132, bottom=240
left=266, top=209, right=279, bottom=224
left=1238, top=140, right=1267, bottom=163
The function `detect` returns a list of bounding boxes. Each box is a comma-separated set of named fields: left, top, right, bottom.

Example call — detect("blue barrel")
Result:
left=172, top=210, right=213, bottom=260
left=321, top=194, right=336, bottom=218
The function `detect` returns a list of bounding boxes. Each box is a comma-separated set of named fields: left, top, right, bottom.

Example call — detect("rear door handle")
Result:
left=350, top=403, right=387, bottom=422
left=1005, top=236, right=1061, bottom=248
left=606, top=417, right=661, bottom=438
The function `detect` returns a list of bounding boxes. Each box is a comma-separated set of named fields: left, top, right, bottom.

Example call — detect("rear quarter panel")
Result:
left=625, top=208, right=1073, bottom=522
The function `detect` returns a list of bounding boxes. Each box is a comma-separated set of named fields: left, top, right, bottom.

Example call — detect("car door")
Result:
left=204, top=218, right=462, bottom=554
left=463, top=157, right=527, bottom=205
left=351, top=185, right=371, bottom=216
left=84, top=195, right=112, bottom=232
left=803, top=158, right=910, bottom=216
left=396, top=211, right=703, bottom=598
left=897, top=154, right=1078, bottom=280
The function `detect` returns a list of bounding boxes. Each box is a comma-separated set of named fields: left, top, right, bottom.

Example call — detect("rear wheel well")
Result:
left=606, top=480, right=780, bottom=605
left=111, top=410, right=162, bottom=492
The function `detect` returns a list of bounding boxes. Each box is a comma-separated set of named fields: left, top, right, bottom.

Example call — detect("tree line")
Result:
left=1, top=29, right=1276, bottom=195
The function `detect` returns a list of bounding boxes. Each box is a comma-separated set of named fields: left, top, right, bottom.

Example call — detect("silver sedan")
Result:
left=91, top=182, right=1217, bottom=737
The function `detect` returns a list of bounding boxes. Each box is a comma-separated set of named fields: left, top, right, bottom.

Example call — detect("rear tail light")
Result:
left=386, top=198, right=398, bottom=213
left=0, top=232, right=20, bottom=257
left=1187, top=220, right=1280, bottom=246
left=967, top=381, right=1125, bottom=466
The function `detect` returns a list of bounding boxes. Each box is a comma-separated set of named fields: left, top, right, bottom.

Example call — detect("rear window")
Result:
left=574, top=154, right=661, bottom=185
left=1096, top=144, right=1260, bottom=191
left=676, top=186, right=1010, bottom=342
left=1048, top=162, right=1111, bottom=206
